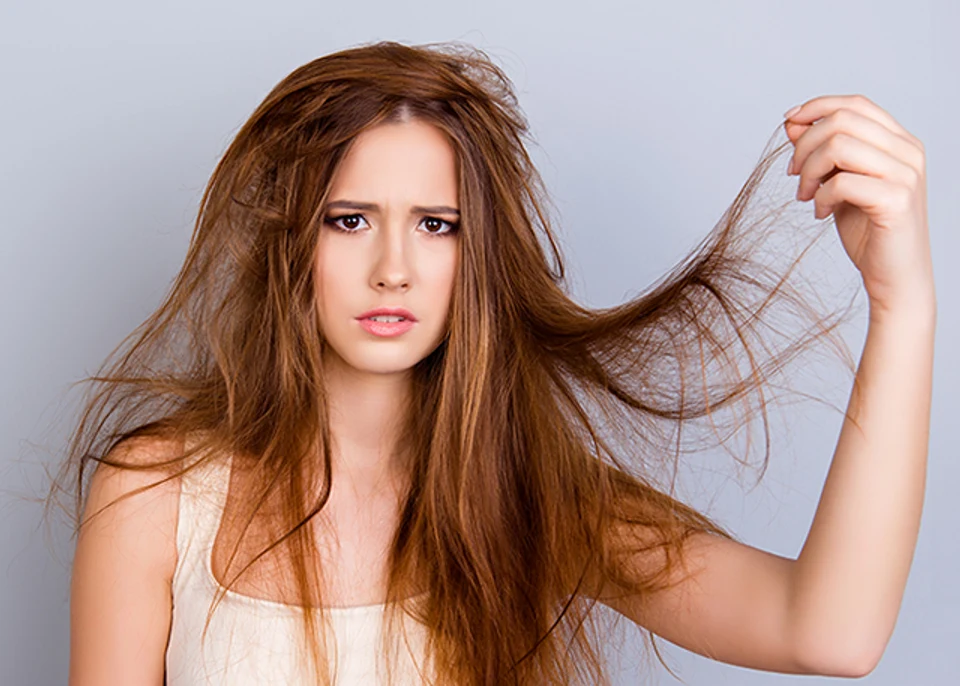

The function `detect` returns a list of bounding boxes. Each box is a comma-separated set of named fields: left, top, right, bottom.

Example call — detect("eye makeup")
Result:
left=322, top=213, right=459, bottom=237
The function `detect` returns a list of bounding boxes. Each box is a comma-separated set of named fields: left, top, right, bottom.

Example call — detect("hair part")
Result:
left=45, top=39, right=861, bottom=685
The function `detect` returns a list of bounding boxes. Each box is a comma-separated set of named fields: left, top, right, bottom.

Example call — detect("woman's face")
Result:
left=314, top=118, right=460, bottom=377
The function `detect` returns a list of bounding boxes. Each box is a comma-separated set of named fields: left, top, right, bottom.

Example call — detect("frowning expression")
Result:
left=314, top=118, right=460, bottom=376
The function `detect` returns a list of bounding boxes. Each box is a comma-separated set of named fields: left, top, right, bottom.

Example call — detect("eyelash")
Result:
left=322, top=213, right=459, bottom=237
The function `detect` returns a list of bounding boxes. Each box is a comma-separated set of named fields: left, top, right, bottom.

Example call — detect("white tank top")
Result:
left=164, top=451, right=432, bottom=685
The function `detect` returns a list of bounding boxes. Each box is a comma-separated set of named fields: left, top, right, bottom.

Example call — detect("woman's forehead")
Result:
left=328, top=119, right=459, bottom=207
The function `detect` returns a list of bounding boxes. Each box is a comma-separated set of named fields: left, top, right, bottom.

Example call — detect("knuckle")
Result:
left=828, top=132, right=849, bottom=154
left=892, top=185, right=913, bottom=212
left=833, top=108, right=855, bottom=129
left=903, top=133, right=925, bottom=160
left=904, top=166, right=921, bottom=189
left=910, top=147, right=925, bottom=168
left=825, top=173, right=847, bottom=201
left=912, top=142, right=926, bottom=167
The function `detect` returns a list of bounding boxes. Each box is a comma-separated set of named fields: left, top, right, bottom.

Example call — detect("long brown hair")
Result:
left=47, top=40, right=860, bottom=684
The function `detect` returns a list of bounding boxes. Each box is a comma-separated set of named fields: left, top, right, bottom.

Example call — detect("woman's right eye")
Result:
left=323, top=214, right=368, bottom=232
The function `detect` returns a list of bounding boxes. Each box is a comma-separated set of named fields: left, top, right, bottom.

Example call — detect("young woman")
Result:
left=60, top=40, right=935, bottom=685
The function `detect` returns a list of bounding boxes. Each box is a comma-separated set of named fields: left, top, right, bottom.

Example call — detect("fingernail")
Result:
left=784, top=104, right=802, bottom=119
left=787, top=156, right=795, bottom=174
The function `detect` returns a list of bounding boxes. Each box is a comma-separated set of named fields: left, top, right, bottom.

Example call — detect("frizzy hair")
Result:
left=47, top=39, right=860, bottom=685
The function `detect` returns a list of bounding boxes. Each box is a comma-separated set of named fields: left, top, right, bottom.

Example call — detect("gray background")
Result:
left=2, top=1, right=956, bottom=684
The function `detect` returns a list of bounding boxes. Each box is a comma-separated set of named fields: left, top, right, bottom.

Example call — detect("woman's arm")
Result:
left=597, top=302, right=935, bottom=678
left=69, top=438, right=182, bottom=686
left=784, top=93, right=935, bottom=675
left=790, top=303, right=935, bottom=675
left=595, top=532, right=813, bottom=675
left=599, top=94, right=934, bottom=678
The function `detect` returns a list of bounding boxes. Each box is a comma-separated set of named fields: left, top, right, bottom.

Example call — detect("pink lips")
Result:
left=356, top=307, right=417, bottom=338
left=356, top=307, right=417, bottom=321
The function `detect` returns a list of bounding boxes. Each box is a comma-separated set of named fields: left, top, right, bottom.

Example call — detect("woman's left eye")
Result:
left=323, top=214, right=458, bottom=236
left=420, top=217, right=458, bottom=236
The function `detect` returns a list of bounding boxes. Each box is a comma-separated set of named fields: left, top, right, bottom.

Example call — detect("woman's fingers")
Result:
left=784, top=94, right=922, bottom=146
left=792, top=132, right=920, bottom=203
left=787, top=107, right=925, bottom=188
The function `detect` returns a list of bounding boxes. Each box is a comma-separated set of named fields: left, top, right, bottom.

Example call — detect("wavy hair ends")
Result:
left=46, top=39, right=860, bottom=686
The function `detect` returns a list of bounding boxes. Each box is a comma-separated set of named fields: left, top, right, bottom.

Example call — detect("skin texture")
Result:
left=783, top=94, right=931, bottom=316
left=614, top=95, right=934, bottom=678
left=68, top=93, right=935, bottom=683
left=579, top=94, right=934, bottom=679
left=777, top=94, right=934, bottom=673
left=69, top=118, right=464, bottom=684
left=313, top=117, right=461, bottom=502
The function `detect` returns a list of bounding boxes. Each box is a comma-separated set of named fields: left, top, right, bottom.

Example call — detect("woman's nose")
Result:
left=372, top=221, right=411, bottom=290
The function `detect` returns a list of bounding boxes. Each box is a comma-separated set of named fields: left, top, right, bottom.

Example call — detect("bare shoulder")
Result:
left=79, top=434, right=186, bottom=581
left=70, top=434, right=187, bottom=685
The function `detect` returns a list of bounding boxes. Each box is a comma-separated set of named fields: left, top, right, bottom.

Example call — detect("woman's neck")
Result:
left=322, top=350, right=412, bottom=501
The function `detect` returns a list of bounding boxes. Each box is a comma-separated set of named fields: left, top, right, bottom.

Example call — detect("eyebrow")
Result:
left=325, top=200, right=460, bottom=217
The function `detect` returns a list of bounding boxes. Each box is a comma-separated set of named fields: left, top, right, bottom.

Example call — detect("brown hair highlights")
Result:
left=48, top=40, right=859, bottom=685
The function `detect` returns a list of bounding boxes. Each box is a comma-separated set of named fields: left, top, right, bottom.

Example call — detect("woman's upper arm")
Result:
left=69, top=439, right=182, bottom=686
left=594, top=530, right=849, bottom=677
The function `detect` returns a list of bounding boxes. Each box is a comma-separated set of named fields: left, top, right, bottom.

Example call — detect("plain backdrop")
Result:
left=1, top=1, right=956, bottom=684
